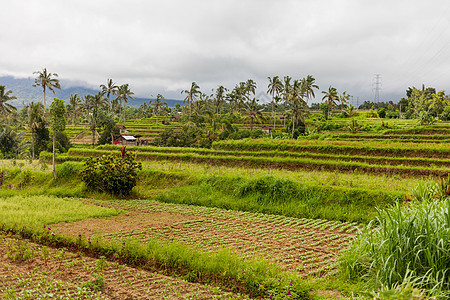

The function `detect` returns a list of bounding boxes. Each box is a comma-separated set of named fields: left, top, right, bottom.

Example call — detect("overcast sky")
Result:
left=1, top=0, right=450, bottom=104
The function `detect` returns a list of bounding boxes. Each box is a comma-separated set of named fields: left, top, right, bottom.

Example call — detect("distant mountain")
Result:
left=0, top=76, right=183, bottom=108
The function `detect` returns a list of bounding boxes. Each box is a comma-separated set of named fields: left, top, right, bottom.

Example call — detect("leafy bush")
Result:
left=377, top=107, right=387, bottom=118
left=46, top=141, right=65, bottom=154
left=81, top=149, right=142, bottom=196
left=440, top=106, right=450, bottom=121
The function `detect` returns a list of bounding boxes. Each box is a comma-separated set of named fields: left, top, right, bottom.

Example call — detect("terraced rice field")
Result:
left=66, top=134, right=450, bottom=177
left=51, top=199, right=357, bottom=278
left=0, top=234, right=240, bottom=299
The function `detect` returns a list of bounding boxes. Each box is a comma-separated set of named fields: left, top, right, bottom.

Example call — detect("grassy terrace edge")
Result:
left=64, top=148, right=449, bottom=177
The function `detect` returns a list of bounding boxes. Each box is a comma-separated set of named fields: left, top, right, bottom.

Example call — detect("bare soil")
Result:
left=0, top=234, right=244, bottom=299
left=52, top=200, right=355, bottom=277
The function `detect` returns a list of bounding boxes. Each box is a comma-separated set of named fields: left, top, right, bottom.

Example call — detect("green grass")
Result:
left=340, top=197, right=450, bottom=298
left=0, top=195, right=121, bottom=229
left=152, top=174, right=402, bottom=223
left=67, top=147, right=450, bottom=177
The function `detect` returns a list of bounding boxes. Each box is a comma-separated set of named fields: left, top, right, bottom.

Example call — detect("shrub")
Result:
left=81, top=148, right=142, bottom=196
left=46, top=141, right=65, bottom=154
left=377, top=107, right=387, bottom=118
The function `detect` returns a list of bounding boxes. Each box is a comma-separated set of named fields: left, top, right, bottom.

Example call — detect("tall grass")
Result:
left=154, top=174, right=402, bottom=223
left=340, top=198, right=450, bottom=297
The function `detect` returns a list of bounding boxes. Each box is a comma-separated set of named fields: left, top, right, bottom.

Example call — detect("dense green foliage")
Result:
left=81, top=151, right=142, bottom=196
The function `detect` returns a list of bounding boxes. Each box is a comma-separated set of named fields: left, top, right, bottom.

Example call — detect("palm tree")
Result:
left=26, top=102, right=45, bottom=160
left=81, top=93, right=107, bottom=148
left=214, top=85, right=228, bottom=115
left=245, top=79, right=257, bottom=97
left=100, top=79, right=118, bottom=112
left=0, top=85, right=17, bottom=118
left=233, top=83, right=248, bottom=114
left=152, top=94, right=168, bottom=124
left=339, top=91, right=351, bottom=112
left=281, top=76, right=292, bottom=127
left=243, top=98, right=266, bottom=131
left=290, top=79, right=307, bottom=138
left=322, top=86, right=338, bottom=125
left=66, top=94, right=81, bottom=125
left=181, top=82, right=201, bottom=119
left=304, top=75, right=319, bottom=102
left=115, top=84, right=134, bottom=123
left=267, top=76, right=283, bottom=131
left=33, top=68, right=60, bottom=109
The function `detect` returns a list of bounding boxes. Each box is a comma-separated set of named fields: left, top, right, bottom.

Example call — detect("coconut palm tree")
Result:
left=152, top=94, right=168, bottom=124
left=267, top=76, right=283, bottom=131
left=115, top=84, right=134, bottom=123
left=0, top=85, right=17, bottom=118
left=339, top=91, right=351, bottom=112
left=304, top=75, right=319, bottom=102
left=322, top=86, right=339, bottom=125
left=281, top=76, right=292, bottom=127
left=33, top=68, right=60, bottom=109
left=245, top=79, right=257, bottom=97
left=243, top=98, right=266, bottom=131
left=181, top=82, right=201, bottom=119
left=214, top=85, right=228, bottom=115
left=26, top=102, right=45, bottom=160
left=233, top=82, right=249, bottom=115
left=100, top=79, right=118, bottom=112
left=290, top=79, right=307, bottom=138
left=80, top=92, right=108, bottom=148
left=66, top=94, right=81, bottom=125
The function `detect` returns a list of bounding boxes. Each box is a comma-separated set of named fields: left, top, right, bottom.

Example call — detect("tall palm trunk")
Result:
left=52, top=132, right=57, bottom=179
left=31, top=130, right=35, bottom=160
left=272, top=102, right=276, bottom=133
left=92, top=128, right=95, bottom=149
left=292, top=113, right=296, bottom=139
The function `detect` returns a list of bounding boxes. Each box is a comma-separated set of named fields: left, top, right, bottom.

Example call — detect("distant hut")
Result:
left=261, top=126, right=272, bottom=133
left=117, top=135, right=137, bottom=146
left=171, top=114, right=181, bottom=121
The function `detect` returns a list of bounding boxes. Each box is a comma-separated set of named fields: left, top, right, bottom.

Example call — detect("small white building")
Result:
left=117, top=135, right=137, bottom=146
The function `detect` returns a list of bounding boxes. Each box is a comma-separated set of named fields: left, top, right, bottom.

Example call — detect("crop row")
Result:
left=332, top=137, right=449, bottom=144
left=96, top=144, right=450, bottom=168
left=332, top=133, right=450, bottom=140
left=66, top=148, right=449, bottom=177
left=212, top=139, right=450, bottom=159
left=84, top=198, right=356, bottom=277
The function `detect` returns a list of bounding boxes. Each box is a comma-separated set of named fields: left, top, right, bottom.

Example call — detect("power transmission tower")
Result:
left=372, top=74, right=382, bottom=102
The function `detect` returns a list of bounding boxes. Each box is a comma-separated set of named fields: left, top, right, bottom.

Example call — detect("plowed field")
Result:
left=0, top=234, right=244, bottom=299
left=52, top=200, right=357, bottom=278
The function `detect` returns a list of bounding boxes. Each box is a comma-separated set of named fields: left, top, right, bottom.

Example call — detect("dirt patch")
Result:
left=0, top=235, right=243, bottom=299
left=52, top=200, right=355, bottom=277
left=52, top=211, right=200, bottom=237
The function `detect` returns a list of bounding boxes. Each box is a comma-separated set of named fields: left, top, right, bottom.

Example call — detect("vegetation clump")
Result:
left=341, top=186, right=450, bottom=298
left=81, top=147, right=142, bottom=196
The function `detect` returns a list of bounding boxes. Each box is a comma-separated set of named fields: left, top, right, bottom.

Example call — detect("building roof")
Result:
left=120, top=135, right=136, bottom=141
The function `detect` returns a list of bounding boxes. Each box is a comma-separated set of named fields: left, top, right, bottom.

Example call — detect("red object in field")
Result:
left=114, top=140, right=120, bottom=145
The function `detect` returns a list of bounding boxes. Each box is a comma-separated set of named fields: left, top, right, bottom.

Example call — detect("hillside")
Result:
left=0, top=76, right=183, bottom=108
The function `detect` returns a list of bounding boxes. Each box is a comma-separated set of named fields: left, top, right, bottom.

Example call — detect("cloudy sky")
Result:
left=1, top=0, right=450, bottom=104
